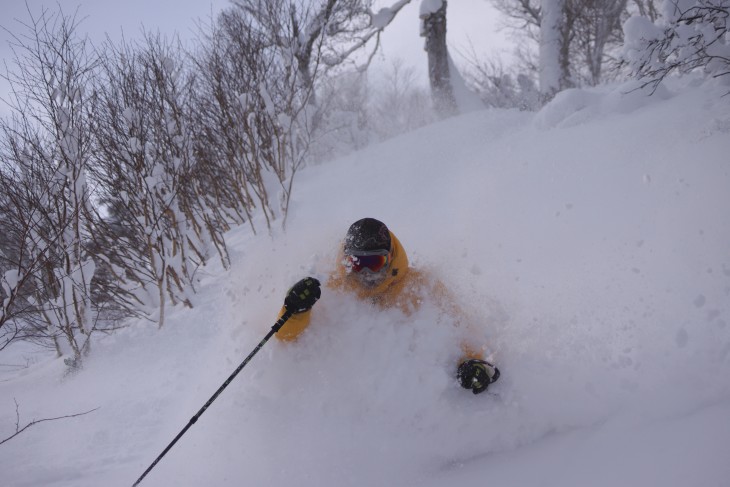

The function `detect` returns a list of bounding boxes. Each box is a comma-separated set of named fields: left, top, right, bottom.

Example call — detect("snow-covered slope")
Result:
left=2, top=78, right=729, bottom=487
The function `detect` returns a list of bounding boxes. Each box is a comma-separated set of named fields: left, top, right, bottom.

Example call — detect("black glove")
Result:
left=284, top=277, right=321, bottom=313
left=457, top=359, right=500, bottom=395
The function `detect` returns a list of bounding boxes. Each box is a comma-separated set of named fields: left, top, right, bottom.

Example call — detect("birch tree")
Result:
left=89, top=34, right=202, bottom=328
left=540, top=0, right=572, bottom=98
left=494, top=0, right=647, bottom=96
left=0, top=7, right=102, bottom=364
left=192, top=1, right=413, bottom=229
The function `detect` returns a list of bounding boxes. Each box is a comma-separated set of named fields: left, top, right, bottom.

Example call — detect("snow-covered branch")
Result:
left=623, top=0, right=730, bottom=92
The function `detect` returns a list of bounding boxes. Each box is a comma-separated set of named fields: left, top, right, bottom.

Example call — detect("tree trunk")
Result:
left=421, top=0, right=457, bottom=118
left=539, top=0, right=571, bottom=101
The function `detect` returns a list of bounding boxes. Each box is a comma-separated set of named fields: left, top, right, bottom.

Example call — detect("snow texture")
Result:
left=419, top=0, right=444, bottom=18
left=1, top=78, right=730, bottom=487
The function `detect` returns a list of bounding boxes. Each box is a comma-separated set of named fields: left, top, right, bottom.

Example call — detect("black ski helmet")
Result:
left=344, top=218, right=391, bottom=255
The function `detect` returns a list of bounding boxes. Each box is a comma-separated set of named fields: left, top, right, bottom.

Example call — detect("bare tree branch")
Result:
left=0, top=399, right=99, bottom=446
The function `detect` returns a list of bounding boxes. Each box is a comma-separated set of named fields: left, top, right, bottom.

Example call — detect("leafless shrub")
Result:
left=0, top=6, right=106, bottom=363
left=88, top=33, right=210, bottom=328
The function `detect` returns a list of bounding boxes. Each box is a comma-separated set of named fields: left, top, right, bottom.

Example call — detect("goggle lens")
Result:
left=346, top=254, right=389, bottom=273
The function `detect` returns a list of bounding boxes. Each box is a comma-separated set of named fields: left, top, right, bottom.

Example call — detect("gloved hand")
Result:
left=457, top=359, right=500, bottom=395
left=284, top=277, right=321, bottom=313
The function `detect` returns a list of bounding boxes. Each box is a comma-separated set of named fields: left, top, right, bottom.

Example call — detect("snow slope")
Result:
left=1, top=77, right=730, bottom=487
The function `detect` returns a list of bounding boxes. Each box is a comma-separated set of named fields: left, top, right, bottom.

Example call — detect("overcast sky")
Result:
left=0, top=0, right=509, bottom=116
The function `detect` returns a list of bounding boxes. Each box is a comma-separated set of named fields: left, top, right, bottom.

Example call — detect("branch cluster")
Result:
left=1, top=1, right=401, bottom=362
left=623, top=0, right=730, bottom=90
left=492, top=0, right=641, bottom=92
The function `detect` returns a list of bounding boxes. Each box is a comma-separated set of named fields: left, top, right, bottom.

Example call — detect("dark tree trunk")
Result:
left=421, top=0, right=457, bottom=118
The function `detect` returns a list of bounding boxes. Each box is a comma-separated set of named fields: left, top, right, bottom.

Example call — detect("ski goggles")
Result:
left=345, top=251, right=390, bottom=273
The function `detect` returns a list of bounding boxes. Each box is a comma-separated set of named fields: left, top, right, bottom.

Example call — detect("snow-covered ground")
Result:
left=2, top=77, right=729, bottom=487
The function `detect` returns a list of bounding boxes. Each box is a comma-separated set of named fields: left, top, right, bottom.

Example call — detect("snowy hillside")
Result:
left=2, top=78, right=730, bottom=487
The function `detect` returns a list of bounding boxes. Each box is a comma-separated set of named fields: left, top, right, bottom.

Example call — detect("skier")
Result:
left=278, top=217, right=500, bottom=394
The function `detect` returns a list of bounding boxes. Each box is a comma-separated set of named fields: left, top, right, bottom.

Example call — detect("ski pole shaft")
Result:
left=132, top=310, right=293, bottom=487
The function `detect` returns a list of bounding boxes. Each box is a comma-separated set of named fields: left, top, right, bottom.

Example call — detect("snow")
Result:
left=2, top=77, right=730, bottom=487
left=419, top=0, right=444, bottom=18
left=371, top=7, right=396, bottom=29
left=448, top=53, right=484, bottom=113
left=2, top=270, right=19, bottom=296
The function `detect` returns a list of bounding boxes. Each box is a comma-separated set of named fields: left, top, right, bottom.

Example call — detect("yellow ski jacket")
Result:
left=276, top=231, right=485, bottom=361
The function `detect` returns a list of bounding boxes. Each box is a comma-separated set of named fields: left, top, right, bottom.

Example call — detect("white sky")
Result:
left=0, top=0, right=509, bottom=116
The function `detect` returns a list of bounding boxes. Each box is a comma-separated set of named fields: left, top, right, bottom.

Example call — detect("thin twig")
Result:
left=0, top=402, right=99, bottom=446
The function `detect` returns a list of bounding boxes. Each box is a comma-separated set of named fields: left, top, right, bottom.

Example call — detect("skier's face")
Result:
left=352, top=266, right=388, bottom=288
left=344, top=252, right=390, bottom=288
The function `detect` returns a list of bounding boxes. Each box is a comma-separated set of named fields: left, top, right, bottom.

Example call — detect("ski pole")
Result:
left=132, top=309, right=293, bottom=487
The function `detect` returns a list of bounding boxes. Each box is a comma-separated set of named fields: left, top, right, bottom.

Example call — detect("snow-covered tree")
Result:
left=369, top=60, right=436, bottom=137
left=191, top=2, right=415, bottom=230
left=577, top=0, right=629, bottom=85
left=420, top=0, right=458, bottom=116
left=419, top=1, right=484, bottom=116
left=192, top=7, right=311, bottom=232
left=231, top=0, right=413, bottom=123
left=462, top=56, right=541, bottom=109
left=89, top=34, right=204, bottom=328
left=0, top=7, right=104, bottom=364
left=493, top=0, right=644, bottom=96
left=623, top=0, right=730, bottom=91
left=540, top=0, right=572, bottom=98
left=313, top=70, right=374, bottom=158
